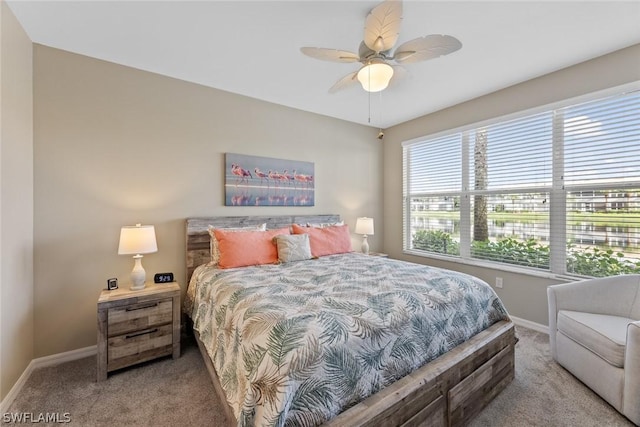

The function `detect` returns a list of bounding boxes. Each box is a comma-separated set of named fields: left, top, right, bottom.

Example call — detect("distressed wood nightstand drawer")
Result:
left=107, top=298, right=172, bottom=337
left=107, top=323, right=173, bottom=371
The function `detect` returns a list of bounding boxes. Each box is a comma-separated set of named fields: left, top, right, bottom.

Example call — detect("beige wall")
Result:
left=33, top=45, right=381, bottom=357
left=383, top=44, right=640, bottom=326
left=0, top=1, right=34, bottom=401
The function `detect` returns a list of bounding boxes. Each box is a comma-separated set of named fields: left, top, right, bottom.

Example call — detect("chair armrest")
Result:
left=548, top=275, right=640, bottom=317
left=547, top=285, right=562, bottom=359
left=624, top=321, right=640, bottom=425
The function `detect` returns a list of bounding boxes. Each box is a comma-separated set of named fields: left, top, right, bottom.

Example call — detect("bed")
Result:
left=184, top=215, right=516, bottom=427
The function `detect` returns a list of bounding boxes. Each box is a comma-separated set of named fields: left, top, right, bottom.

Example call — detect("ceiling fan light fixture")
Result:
left=357, top=61, right=394, bottom=92
left=301, top=0, right=461, bottom=94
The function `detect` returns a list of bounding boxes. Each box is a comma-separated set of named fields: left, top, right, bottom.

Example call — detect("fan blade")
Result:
left=393, top=35, right=462, bottom=64
left=300, top=47, right=360, bottom=63
left=364, top=0, right=403, bottom=53
left=329, top=71, right=359, bottom=93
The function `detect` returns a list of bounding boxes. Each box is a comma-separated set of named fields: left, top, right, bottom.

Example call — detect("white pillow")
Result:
left=207, top=223, right=266, bottom=266
left=274, top=234, right=312, bottom=263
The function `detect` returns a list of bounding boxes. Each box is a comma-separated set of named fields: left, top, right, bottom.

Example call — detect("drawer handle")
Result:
left=125, top=302, right=158, bottom=312
left=125, top=328, right=158, bottom=339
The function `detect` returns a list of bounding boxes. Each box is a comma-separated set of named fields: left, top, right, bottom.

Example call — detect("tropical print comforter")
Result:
left=185, top=253, right=509, bottom=427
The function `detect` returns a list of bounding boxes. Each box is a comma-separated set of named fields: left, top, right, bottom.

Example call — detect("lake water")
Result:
left=410, top=216, right=640, bottom=258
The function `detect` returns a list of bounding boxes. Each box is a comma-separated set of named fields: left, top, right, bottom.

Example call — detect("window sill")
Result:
left=402, top=249, right=578, bottom=282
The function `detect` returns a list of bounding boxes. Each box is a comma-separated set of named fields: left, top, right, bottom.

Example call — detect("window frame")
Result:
left=402, top=81, right=640, bottom=280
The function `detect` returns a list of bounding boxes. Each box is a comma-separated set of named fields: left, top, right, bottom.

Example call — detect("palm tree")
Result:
left=474, top=129, right=489, bottom=242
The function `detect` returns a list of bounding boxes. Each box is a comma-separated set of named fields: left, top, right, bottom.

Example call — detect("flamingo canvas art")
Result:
left=224, top=153, right=315, bottom=206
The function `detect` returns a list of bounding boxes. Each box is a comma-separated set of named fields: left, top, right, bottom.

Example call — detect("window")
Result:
left=403, top=87, right=640, bottom=277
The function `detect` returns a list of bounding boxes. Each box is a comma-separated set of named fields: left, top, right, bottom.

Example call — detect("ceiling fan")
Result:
left=300, top=0, right=462, bottom=93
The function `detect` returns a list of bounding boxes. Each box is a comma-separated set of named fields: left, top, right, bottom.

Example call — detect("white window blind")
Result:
left=468, top=113, right=552, bottom=269
left=403, top=87, right=640, bottom=277
left=404, top=133, right=462, bottom=256
left=562, top=92, right=640, bottom=276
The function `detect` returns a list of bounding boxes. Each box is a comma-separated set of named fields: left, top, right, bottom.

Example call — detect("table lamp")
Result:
left=118, top=224, right=157, bottom=290
left=355, top=217, right=374, bottom=255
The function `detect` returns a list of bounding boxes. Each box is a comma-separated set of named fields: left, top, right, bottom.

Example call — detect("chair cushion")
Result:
left=557, top=310, right=632, bottom=368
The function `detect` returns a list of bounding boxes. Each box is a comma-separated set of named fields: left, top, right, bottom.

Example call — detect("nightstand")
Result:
left=369, top=252, right=389, bottom=258
left=97, top=282, right=180, bottom=381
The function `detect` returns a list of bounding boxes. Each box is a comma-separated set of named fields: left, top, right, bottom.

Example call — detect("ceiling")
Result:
left=7, top=1, right=640, bottom=129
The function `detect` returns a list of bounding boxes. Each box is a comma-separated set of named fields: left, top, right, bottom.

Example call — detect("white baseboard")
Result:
left=0, top=345, right=96, bottom=413
left=30, top=345, right=96, bottom=370
left=511, top=315, right=549, bottom=334
left=0, top=360, right=34, bottom=414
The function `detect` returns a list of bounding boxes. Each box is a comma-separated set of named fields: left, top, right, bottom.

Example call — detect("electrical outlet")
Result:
left=495, top=277, right=503, bottom=288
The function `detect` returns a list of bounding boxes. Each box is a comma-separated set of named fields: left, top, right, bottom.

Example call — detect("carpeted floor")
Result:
left=5, top=326, right=634, bottom=426
left=468, top=327, right=632, bottom=427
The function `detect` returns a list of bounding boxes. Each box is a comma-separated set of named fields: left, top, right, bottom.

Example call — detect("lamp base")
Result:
left=361, top=235, right=370, bottom=255
left=130, top=254, right=146, bottom=290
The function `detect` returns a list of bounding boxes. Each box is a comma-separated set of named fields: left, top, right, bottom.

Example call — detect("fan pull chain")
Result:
left=379, top=90, right=383, bottom=127
left=368, top=71, right=372, bottom=124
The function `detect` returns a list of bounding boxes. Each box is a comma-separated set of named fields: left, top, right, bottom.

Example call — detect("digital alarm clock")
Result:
left=154, top=272, right=174, bottom=283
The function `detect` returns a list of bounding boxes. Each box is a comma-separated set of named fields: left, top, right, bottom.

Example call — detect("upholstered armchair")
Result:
left=547, top=275, right=640, bottom=425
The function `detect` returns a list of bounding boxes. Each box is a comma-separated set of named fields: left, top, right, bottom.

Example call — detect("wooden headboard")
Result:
left=185, top=214, right=341, bottom=282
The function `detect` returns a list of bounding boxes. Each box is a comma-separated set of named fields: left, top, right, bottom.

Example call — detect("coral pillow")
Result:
left=208, top=223, right=266, bottom=266
left=214, top=227, right=290, bottom=269
left=292, top=224, right=352, bottom=257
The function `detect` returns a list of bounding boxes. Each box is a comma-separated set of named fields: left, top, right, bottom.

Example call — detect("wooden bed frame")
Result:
left=185, top=215, right=516, bottom=427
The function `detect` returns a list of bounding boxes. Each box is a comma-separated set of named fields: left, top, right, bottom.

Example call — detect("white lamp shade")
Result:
left=355, top=217, right=374, bottom=236
left=118, top=224, right=158, bottom=255
left=357, top=61, right=394, bottom=92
